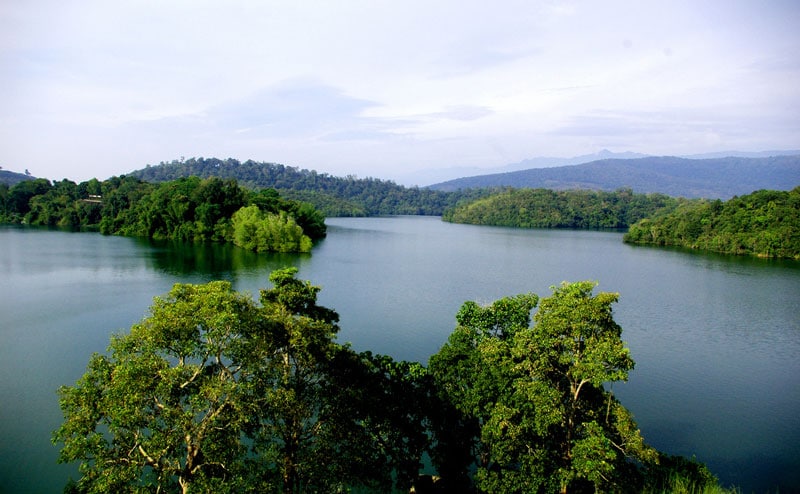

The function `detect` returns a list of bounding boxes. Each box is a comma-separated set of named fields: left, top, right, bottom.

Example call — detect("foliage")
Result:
left=642, top=454, right=731, bottom=494
left=429, top=283, right=659, bottom=493
left=624, top=187, right=800, bottom=259
left=443, top=187, right=679, bottom=229
left=128, top=156, right=494, bottom=216
left=231, top=206, right=313, bottom=253
left=0, top=175, right=326, bottom=253
left=53, top=281, right=264, bottom=493
left=0, top=168, right=36, bottom=187
left=53, top=269, right=430, bottom=493
left=54, top=270, right=736, bottom=492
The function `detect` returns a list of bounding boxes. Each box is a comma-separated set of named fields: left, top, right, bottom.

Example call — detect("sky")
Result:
left=1, top=1, right=799, bottom=185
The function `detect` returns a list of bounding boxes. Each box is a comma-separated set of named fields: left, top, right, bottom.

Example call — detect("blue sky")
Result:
left=1, top=0, right=798, bottom=185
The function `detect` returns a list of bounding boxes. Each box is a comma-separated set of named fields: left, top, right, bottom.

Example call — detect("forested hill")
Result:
left=129, top=157, right=488, bottom=216
left=0, top=169, right=35, bottom=186
left=624, top=187, right=800, bottom=259
left=428, top=155, right=800, bottom=198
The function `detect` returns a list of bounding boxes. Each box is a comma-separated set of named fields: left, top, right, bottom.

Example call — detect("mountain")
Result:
left=0, top=169, right=35, bottom=186
left=680, top=150, right=800, bottom=160
left=427, top=155, right=800, bottom=199
left=398, top=149, right=649, bottom=186
left=127, top=157, right=490, bottom=216
left=502, top=149, right=650, bottom=172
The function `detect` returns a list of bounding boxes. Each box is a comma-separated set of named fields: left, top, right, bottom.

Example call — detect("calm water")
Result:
left=1, top=217, right=798, bottom=493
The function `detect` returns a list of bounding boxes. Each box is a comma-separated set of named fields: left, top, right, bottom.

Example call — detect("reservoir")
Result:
left=1, top=217, right=798, bottom=492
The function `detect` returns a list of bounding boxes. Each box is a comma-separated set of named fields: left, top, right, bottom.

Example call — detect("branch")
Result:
left=574, top=378, right=589, bottom=401
left=138, top=444, right=158, bottom=466
left=180, top=358, right=208, bottom=389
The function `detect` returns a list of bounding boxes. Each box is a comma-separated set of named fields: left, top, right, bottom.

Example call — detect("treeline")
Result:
left=624, top=187, right=800, bottom=259
left=0, top=175, right=326, bottom=253
left=442, top=187, right=680, bottom=229
left=55, top=269, right=730, bottom=493
left=129, top=157, right=493, bottom=216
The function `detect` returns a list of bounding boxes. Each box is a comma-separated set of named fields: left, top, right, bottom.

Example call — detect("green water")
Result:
left=1, top=217, right=798, bottom=492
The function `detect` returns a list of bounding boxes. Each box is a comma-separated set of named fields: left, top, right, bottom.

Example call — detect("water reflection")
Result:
left=134, top=237, right=309, bottom=279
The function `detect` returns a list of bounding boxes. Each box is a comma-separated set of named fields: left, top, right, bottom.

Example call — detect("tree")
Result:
left=53, top=281, right=263, bottom=493
left=429, top=283, right=657, bottom=493
left=53, top=268, right=427, bottom=493
left=231, top=205, right=313, bottom=253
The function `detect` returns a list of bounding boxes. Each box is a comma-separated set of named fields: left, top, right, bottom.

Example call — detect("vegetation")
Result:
left=0, top=168, right=36, bottom=187
left=624, top=187, right=800, bottom=259
left=54, top=271, right=735, bottom=493
left=428, top=155, right=800, bottom=198
left=128, top=157, right=494, bottom=216
left=0, top=176, right=325, bottom=253
left=442, top=187, right=680, bottom=229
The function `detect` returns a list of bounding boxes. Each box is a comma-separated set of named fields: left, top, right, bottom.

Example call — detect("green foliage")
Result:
left=643, top=454, right=731, bottom=494
left=128, top=156, right=494, bottom=216
left=53, top=269, right=429, bottom=493
left=53, top=281, right=263, bottom=493
left=231, top=206, right=313, bottom=253
left=429, top=282, right=659, bottom=493
left=624, top=187, right=800, bottom=259
left=1, top=175, right=326, bottom=253
left=443, top=187, right=679, bottom=229
left=54, top=270, right=735, bottom=493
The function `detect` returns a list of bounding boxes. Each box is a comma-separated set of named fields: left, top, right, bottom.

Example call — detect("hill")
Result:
left=0, top=169, right=35, bottom=186
left=624, top=187, right=800, bottom=259
left=442, top=188, right=679, bottom=230
left=428, top=155, right=800, bottom=198
left=128, top=157, right=490, bottom=216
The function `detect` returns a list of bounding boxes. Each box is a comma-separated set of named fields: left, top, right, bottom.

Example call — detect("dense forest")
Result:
left=442, top=188, right=681, bottom=229
left=55, top=269, right=730, bottom=493
left=128, top=157, right=492, bottom=216
left=5, top=157, right=799, bottom=259
left=0, top=176, right=326, bottom=253
left=624, top=187, right=800, bottom=259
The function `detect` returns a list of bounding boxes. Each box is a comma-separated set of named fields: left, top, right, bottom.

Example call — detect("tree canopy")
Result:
left=129, top=156, right=493, bottom=216
left=624, top=186, right=800, bottom=259
left=442, top=187, right=679, bottom=229
left=53, top=269, right=430, bottom=493
left=0, top=175, right=325, bottom=253
left=54, top=272, right=731, bottom=493
left=428, top=283, right=663, bottom=493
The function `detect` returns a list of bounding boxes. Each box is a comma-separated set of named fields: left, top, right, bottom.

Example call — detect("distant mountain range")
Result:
left=397, top=149, right=800, bottom=186
left=427, top=154, right=800, bottom=198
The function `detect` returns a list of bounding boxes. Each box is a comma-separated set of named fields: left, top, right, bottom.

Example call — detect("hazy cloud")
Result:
left=1, top=0, right=798, bottom=182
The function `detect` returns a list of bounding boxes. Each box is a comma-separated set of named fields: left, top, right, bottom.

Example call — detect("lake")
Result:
left=1, top=217, right=798, bottom=493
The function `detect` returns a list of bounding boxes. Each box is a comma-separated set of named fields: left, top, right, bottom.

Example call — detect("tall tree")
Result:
left=53, top=268, right=427, bottom=493
left=430, top=283, right=657, bottom=493
left=53, top=281, right=264, bottom=493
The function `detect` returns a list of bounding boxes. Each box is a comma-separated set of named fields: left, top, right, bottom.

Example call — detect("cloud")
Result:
left=430, top=105, right=494, bottom=121
left=1, top=0, right=799, bottom=182
left=208, top=79, right=378, bottom=138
